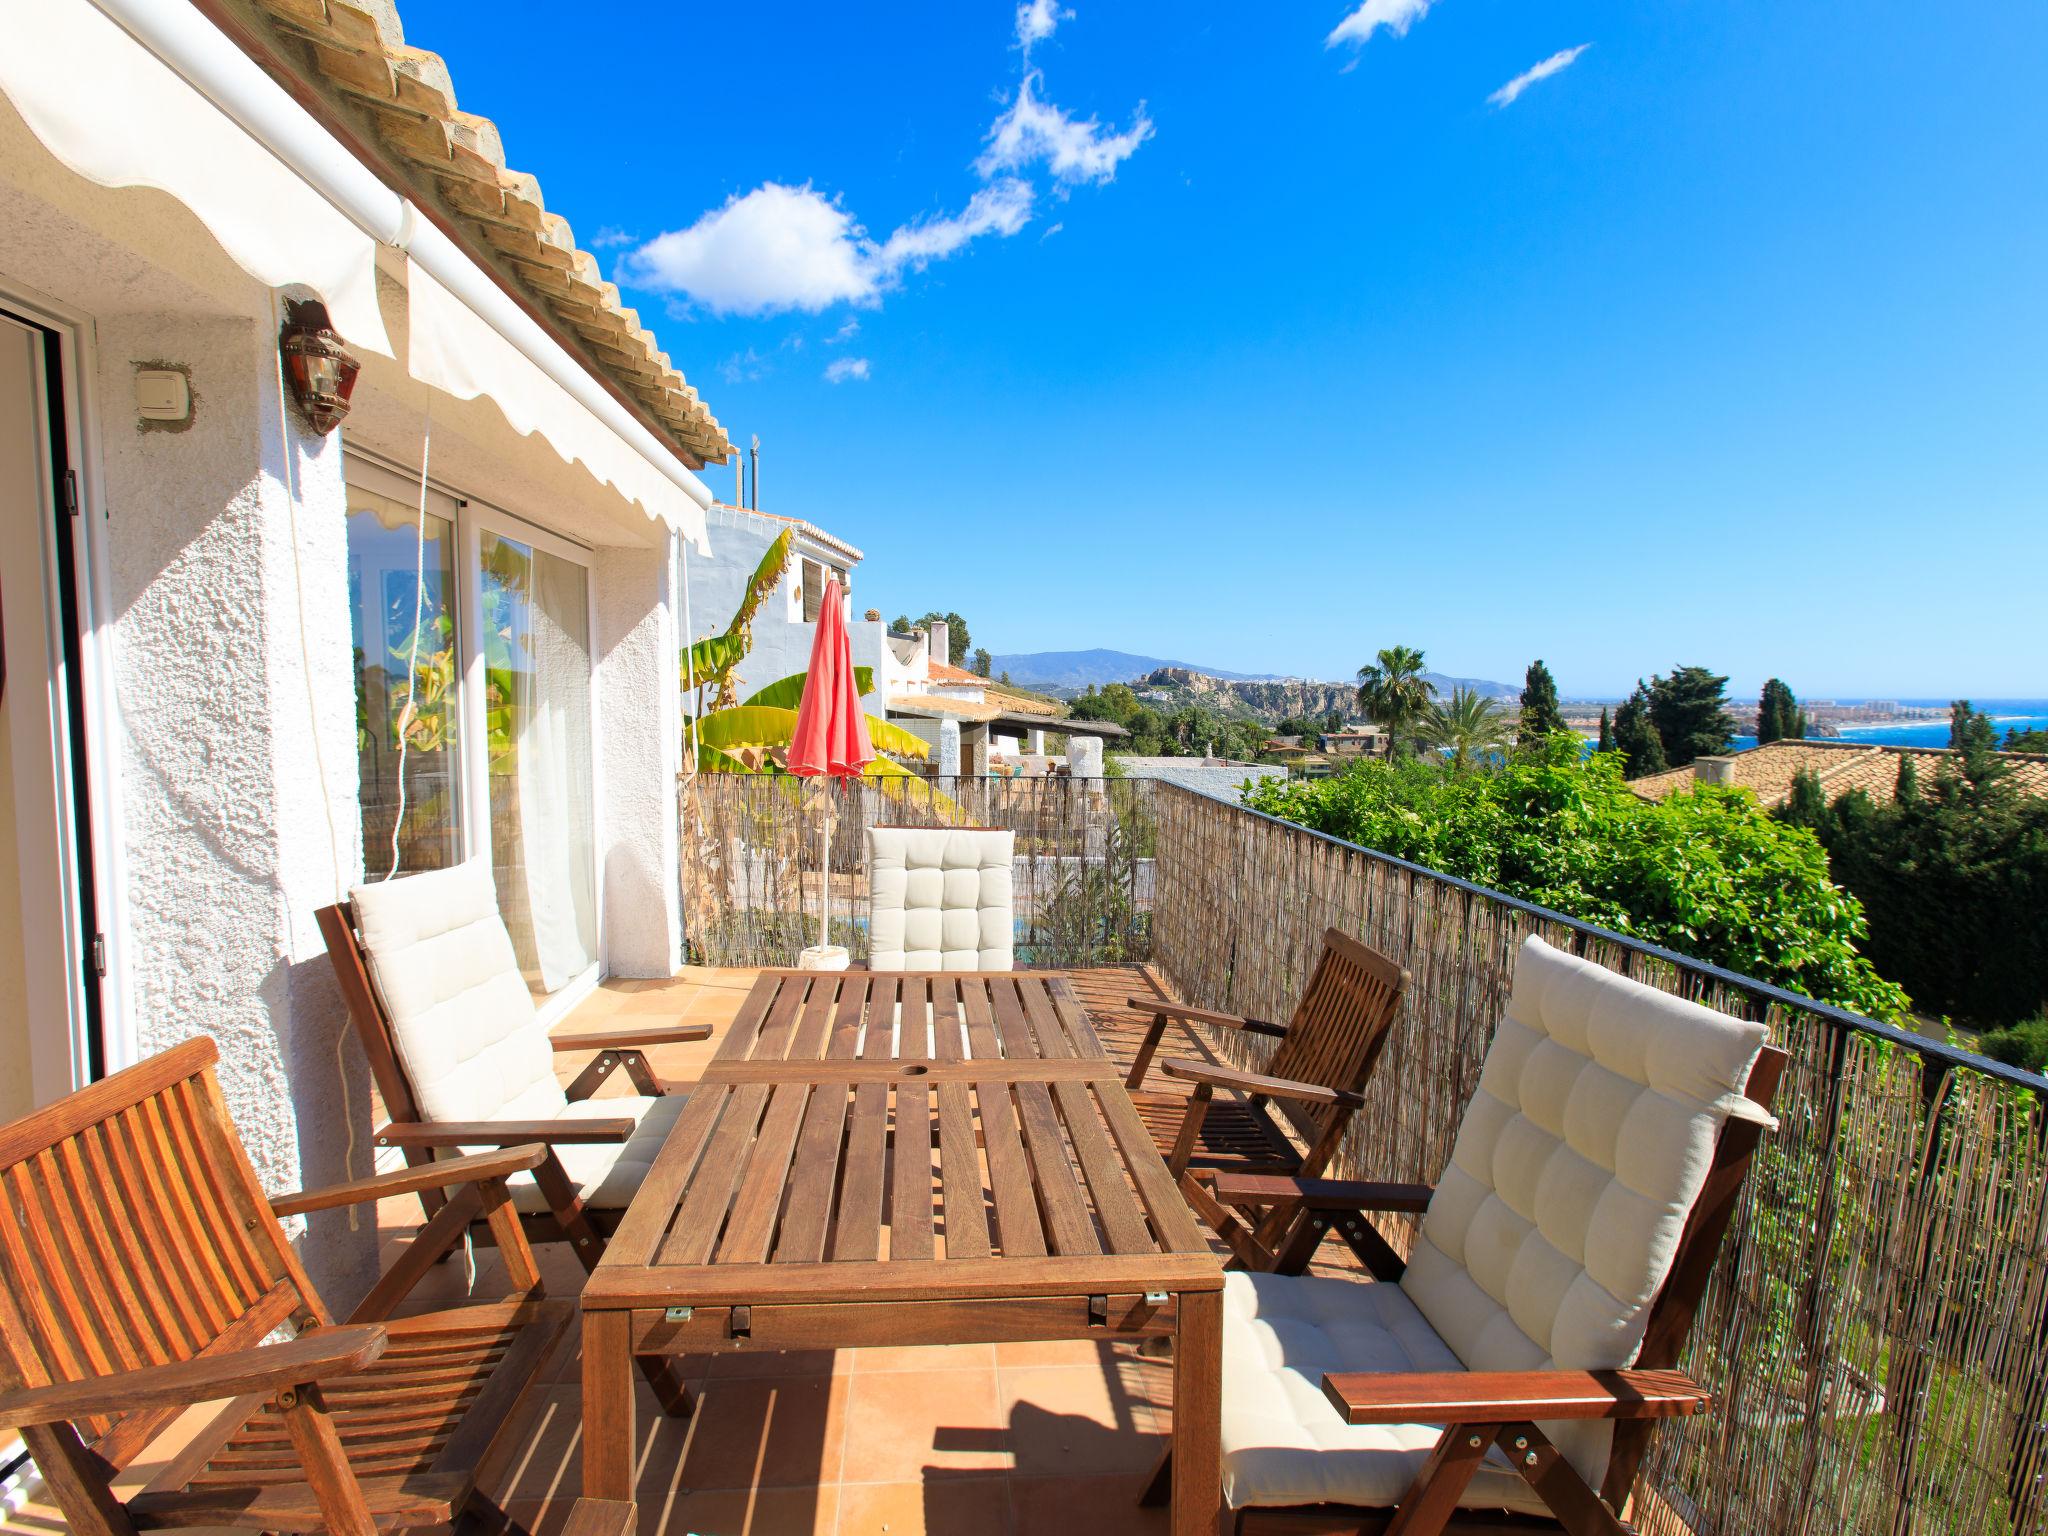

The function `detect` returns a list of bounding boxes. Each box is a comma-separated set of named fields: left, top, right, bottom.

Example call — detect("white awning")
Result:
left=0, top=0, right=390, bottom=355
left=406, top=259, right=710, bottom=554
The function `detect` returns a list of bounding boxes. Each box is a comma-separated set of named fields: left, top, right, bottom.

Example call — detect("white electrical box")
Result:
left=135, top=369, right=189, bottom=422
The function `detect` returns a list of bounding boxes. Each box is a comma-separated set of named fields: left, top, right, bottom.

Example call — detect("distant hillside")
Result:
left=988, top=649, right=1270, bottom=689
left=1423, top=672, right=1519, bottom=702
left=1136, top=669, right=1355, bottom=723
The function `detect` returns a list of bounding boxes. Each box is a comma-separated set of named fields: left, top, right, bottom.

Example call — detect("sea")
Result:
left=1724, top=699, right=2048, bottom=755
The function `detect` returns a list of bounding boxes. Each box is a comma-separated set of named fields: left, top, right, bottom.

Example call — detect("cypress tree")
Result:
left=1518, top=660, right=1568, bottom=742
left=1757, top=678, right=1804, bottom=744
left=1781, top=769, right=1830, bottom=829
left=1895, top=752, right=1919, bottom=805
left=1597, top=706, right=1614, bottom=753
left=1613, top=684, right=1667, bottom=777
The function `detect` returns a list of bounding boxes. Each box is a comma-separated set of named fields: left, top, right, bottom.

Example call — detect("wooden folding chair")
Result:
left=0, top=1035, right=571, bottom=1536
left=317, top=860, right=709, bottom=1412
left=1160, top=935, right=1787, bottom=1534
left=1125, top=927, right=1406, bottom=1185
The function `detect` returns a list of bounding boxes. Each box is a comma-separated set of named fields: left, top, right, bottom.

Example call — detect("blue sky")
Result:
left=399, top=0, right=2045, bottom=699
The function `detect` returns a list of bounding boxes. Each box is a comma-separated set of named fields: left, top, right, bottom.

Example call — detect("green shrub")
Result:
left=1242, top=736, right=1908, bottom=1019
left=1977, top=1014, right=2048, bottom=1075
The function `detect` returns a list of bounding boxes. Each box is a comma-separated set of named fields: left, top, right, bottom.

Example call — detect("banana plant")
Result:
left=683, top=529, right=794, bottom=709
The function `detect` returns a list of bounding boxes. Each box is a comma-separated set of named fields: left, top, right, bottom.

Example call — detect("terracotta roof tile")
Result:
left=1628, top=740, right=2048, bottom=808
left=241, top=0, right=730, bottom=465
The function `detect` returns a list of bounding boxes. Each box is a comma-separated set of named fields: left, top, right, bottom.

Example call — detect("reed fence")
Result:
left=1148, top=781, right=2048, bottom=1536
left=679, top=772, right=1155, bottom=969
left=676, top=771, right=2048, bottom=1534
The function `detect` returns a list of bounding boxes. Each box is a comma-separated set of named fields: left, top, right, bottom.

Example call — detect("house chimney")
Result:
left=733, top=452, right=743, bottom=507
left=928, top=620, right=950, bottom=671
left=1693, top=756, right=1736, bottom=786
left=749, top=434, right=760, bottom=509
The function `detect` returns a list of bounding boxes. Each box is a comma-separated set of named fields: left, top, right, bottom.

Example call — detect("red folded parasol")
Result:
left=788, top=578, right=872, bottom=955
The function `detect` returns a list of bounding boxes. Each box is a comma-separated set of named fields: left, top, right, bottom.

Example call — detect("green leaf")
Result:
left=694, top=705, right=799, bottom=751
left=682, top=633, right=749, bottom=689
left=741, top=666, right=877, bottom=712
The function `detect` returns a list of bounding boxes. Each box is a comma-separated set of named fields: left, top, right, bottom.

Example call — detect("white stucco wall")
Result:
left=96, top=310, right=376, bottom=1299
left=689, top=504, right=882, bottom=716
left=595, top=540, right=682, bottom=976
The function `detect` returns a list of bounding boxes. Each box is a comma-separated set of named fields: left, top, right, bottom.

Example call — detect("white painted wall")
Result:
left=595, top=540, right=682, bottom=976
left=95, top=309, right=377, bottom=1299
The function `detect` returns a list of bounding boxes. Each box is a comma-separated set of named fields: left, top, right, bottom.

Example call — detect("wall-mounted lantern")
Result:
left=278, top=297, right=359, bottom=434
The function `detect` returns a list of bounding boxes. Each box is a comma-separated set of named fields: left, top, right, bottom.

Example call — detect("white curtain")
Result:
left=515, top=547, right=597, bottom=991
left=0, top=0, right=390, bottom=355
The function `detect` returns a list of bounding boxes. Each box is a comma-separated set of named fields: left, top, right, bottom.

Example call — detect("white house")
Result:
left=0, top=0, right=734, bottom=1311
left=689, top=500, right=884, bottom=720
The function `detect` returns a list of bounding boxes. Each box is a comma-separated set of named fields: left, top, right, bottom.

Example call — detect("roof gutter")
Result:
left=87, top=0, right=715, bottom=517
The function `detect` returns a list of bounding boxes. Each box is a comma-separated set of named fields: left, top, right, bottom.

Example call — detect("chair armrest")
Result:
left=0, top=1326, right=387, bottom=1430
left=270, top=1144, right=549, bottom=1218
left=1321, top=1368, right=1712, bottom=1426
left=374, top=1118, right=636, bottom=1148
left=1160, top=1058, right=1364, bottom=1109
left=1128, top=997, right=1288, bottom=1039
left=1209, top=1172, right=1434, bottom=1212
left=551, top=1022, right=712, bottom=1052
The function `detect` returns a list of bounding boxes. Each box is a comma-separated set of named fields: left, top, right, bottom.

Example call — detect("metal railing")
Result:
left=678, top=771, right=2048, bottom=1534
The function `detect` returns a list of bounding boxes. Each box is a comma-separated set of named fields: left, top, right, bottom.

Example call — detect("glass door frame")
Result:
left=345, top=448, right=606, bottom=1024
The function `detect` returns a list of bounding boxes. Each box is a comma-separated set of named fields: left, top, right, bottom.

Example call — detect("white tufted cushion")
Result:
left=349, top=861, right=672, bottom=1212
left=350, top=862, right=565, bottom=1126
left=1222, top=1271, right=1553, bottom=1516
left=1220, top=935, right=1770, bottom=1511
left=868, top=828, right=1015, bottom=971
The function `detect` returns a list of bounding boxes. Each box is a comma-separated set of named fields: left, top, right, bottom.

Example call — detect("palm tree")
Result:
left=1355, top=645, right=1434, bottom=757
left=1422, top=686, right=1512, bottom=770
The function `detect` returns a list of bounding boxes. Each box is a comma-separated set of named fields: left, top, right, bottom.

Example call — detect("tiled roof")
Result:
left=988, top=691, right=1063, bottom=718
left=711, top=504, right=863, bottom=563
left=887, top=694, right=1004, bottom=723
left=235, top=0, right=730, bottom=465
left=927, top=660, right=987, bottom=686
left=1628, top=740, right=2048, bottom=808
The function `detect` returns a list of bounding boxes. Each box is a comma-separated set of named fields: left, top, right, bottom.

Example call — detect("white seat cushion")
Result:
left=1221, top=1271, right=1552, bottom=1516
left=1222, top=935, right=1770, bottom=1512
left=504, top=1095, right=684, bottom=1215
left=868, top=828, right=1015, bottom=970
left=351, top=862, right=569, bottom=1127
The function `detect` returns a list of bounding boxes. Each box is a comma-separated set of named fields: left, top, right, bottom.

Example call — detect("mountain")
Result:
left=1423, top=672, right=1520, bottom=702
left=987, top=649, right=1272, bottom=689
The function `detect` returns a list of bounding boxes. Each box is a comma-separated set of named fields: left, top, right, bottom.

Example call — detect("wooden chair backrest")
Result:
left=0, top=1036, right=326, bottom=1474
left=315, top=899, right=424, bottom=1129
left=1261, top=928, right=1406, bottom=1136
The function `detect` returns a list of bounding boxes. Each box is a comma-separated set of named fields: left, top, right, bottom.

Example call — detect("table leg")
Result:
left=582, top=1309, right=635, bottom=1502
left=1173, top=1288, right=1223, bottom=1536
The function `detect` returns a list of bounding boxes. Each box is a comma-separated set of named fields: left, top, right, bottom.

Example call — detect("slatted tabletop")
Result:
left=584, top=970, right=1220, bottom=1304
left=579, top=970, right=1224, bottom=1534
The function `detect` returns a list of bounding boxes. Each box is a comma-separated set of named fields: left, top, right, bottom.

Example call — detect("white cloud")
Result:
left=622, top=6, right=1145, bottom=317
left=829, top=317, right=860, bottom=343
left=824, top=356, right=871, bottom=383
left=622, top=180, right=1033, bottom=316
left=1488, top=44, right=1589, bottom=107
left=1326, top=0, right=1435, bottom=49
left=1016, top=0, right=1068, bottom=52
left=588, top=224, right=635, bottom=249
left=874, top=179, right=1035, bottom=269
left=718, top=348, right=769, bottom=384
left=977, top=71, right=1152, bottom=184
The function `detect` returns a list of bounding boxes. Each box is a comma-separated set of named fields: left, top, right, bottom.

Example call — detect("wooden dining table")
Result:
left=580, top=968, right=1224, bottom=1534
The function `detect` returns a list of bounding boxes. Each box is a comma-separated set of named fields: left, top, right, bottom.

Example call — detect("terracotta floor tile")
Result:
left=498, top=1382, right=706, bottom=1503
left=834, top=1475, right=1011, bottom=1536
left=998, top=1364, right=1171, bottom=1478
left=842, top=1369, right=1012, bottom=1482
left=849, top=1342, right=995, bottom=1374
left=1009, top=1472, right=1166, bottom=1535
left=710, top=1347, right=848, bottom=1378
left=992, top=1338, right=1119, bottom=1369
left=677, top=1373, right=850, bottom=1491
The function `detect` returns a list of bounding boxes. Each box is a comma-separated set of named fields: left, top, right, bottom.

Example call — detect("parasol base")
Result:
left=798, top=944, right=850, bottom=972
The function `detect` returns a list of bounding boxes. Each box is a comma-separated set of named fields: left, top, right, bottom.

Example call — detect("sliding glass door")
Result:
left=345, top=454, right=601, bottom=1010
